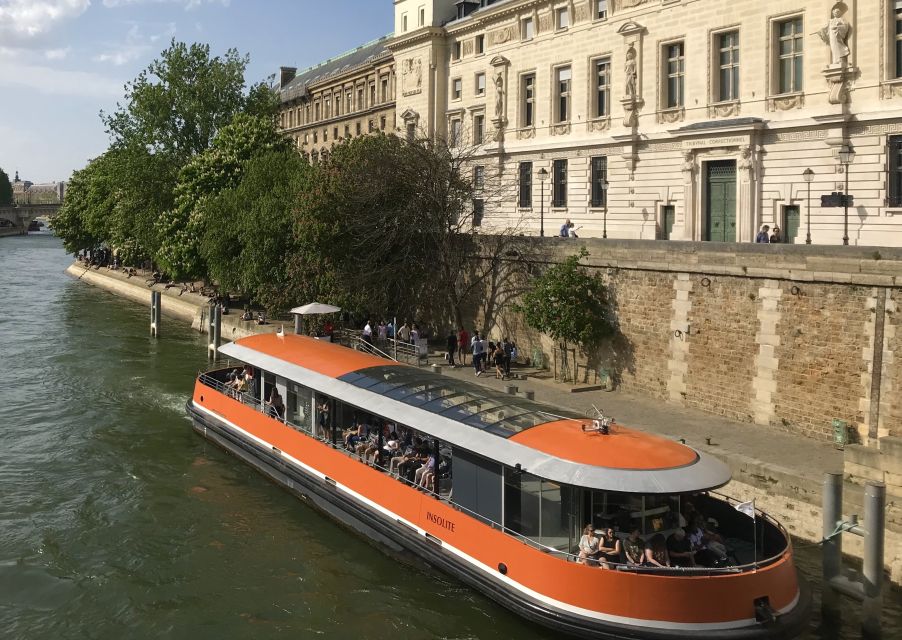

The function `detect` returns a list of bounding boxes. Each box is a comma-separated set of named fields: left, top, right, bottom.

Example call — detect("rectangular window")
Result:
left=896, top=1, right=902, bottom=78
left=370, top=83, right=376, bottom=106
left=406, top=122, right=416, bottom=141
left=665, top=42, right=685, bottom=108
left=522, top=17, right=534, bottom=40
left=356, top=122, right=361, bottom=135
left=402, top=13, right=408, bottom=32
left=452, top=77, right=462, bottom=100
left=889, top=135, right=902, bottom=206
left=357, top=88, right=364, bottom=109
left=596, top=0, right=608, bottom=20
left=450, top=118, right=462, bottom=146
left=314, top=102, right=321, bottom=121
left=660, top=205, right=676, bottom=240
left=474, top=165, right=485, bottom=190
left=323, top=129, right=328, bottom=142
left=474, top=113, right=485, bottom=144
left=380, top=116, right=386, bottom=130
left=419, top=6, right=425, bottom=26
left=523, top=73, right=536, bottom=126
left=333, top=126, right=338, bottom=139
left=476, top=73, right=486, bottom=96
left=777, top=17, right=803, bottom=93
left=718, top=31, right=740, bottom=102
left=476, top=34, right=485, bottom=55
left=556, top=7, right=570, bottom=30
left=346, top=91, right=352, bottom=113
left=519, top=161, right=533, bottom=207
left=313, top=131, right=318, bottom=143
left=552, top=159, right=567, bottom=207
left=556, top=66, right=571, bottom=122
left=344, top=124, right=350, bottom=138
left=594, top=58, right=610, bottom=118
left=453, top=41, right=462, bottom=61
left=590, top=156, right=607, bottom=207
left=381, top=77, right=389, bottom=102
left=472, top=199, right=485, bottom=227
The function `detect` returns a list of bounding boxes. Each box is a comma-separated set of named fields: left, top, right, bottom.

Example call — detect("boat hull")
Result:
left=186, top=400, right=811, bottom=640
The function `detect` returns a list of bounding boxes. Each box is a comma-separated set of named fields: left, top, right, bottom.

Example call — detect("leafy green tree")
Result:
left=202, top=149, right=312, bottom=311
left=52, top=154, right=116, bottom=254
left=516, top=249, right=614, bottom=358
left=0, top=168, right=12, bottom=206
left=155, top=114, right=290, bottom=279
left=102, top=40, right=263, bottom=162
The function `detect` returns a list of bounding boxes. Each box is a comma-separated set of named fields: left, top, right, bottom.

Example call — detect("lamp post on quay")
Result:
left=601, top=179, right=609, bottom=239
left=838, top=144, right=855, bottom=246
left=802, top=168, right=814, bottom=244
left=538, top=167, right=549, bottom=237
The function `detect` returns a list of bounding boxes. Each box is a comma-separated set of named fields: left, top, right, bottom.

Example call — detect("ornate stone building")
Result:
left=278, top=36, right=397, bottom=163
left=388, top=0, right=902, bottom=246
left=12, top=172, right=65, bottom=205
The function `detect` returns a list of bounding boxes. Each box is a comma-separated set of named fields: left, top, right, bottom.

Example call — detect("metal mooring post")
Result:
left=862, top=482, right=886, bottom=639
left=150, top=291, right=161, bottom=338
left=821, top=473, right=886, bottom=638
left=822, top=472, right=843, bottom=615
left=208, top=302, right=221, bottom=360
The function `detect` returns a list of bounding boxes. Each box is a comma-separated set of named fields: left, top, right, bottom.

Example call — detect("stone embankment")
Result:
left=67, top=259, right=902, bottom=585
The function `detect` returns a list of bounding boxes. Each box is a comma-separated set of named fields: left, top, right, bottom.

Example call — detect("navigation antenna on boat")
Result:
left=582, top=405, right=613, bottom=435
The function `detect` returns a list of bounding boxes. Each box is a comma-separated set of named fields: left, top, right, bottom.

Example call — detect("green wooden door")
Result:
left=660, top=205, right=675, bottom=240
left=783, top=205, right=801, bottom=244
left=705, top=161, right=737, bottom=242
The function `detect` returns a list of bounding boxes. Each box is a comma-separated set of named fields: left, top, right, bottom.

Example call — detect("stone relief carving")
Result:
left=552, top=123, right=571, bottom=136
left=738, top=146, right=754, bottom=172
left=769, top=94, right=804, bottom=111
left=816, top=5, right=851, bottom=67
left=463, top=40, right=474, bottom=56
left=539, top=13, right=553, bottom=33
left=400, top=58, right=422, bottom=96
left=823, top=66, right=850, bottom=104
left=710, top=102, right=740, bottom=118
left=491, top=26, right=514, bottom=46
left=681, top=151, right=694, bottom=173
left=881, top=83, right=902, bottom=100
left=588, top=118, right=611, bottom=133
left=574, top=1, right=589, bottom=22
left=617, top=0, right=650, bottom=9
left=517, top=128, right=536, bottom=140
left=659, top=109, right=684, bottom=124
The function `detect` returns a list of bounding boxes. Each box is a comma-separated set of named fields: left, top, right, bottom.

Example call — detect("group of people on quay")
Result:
left=577, top=502, right=729, bottom=570
left=444, top=328, right=518, bottom=380
left=361, top=319, right=421, bottom=346
left=755, top=224, right=784, bottom=243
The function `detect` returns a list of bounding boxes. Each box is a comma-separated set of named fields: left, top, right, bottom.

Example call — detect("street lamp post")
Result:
left=838, top=144, right=855, bottom=246
left=538, top=167, right=549, bottom=237
left=601, top=180, right=609, bottom=239
left=802, top=168, right=814, bottom=245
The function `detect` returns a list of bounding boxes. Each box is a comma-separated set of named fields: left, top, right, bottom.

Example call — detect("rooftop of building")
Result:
left=280, top=34, right=394, bottom=103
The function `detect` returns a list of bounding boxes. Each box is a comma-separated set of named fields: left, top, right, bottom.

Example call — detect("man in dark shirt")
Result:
left=666, top=529, right=696, bottom=567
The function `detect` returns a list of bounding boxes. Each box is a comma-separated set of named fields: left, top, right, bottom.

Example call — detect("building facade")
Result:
left=12, top=171, right=65, bottom=205
left=387, top=0, right=902, bottom=246
left=278, top=36, right=397, bottom=163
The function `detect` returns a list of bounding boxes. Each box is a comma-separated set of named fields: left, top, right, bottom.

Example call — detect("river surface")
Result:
left=1, top=234, right=899, bottom=640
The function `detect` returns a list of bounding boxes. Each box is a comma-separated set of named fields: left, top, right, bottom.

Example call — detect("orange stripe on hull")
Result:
left=194, top=384, right=800, bottom=627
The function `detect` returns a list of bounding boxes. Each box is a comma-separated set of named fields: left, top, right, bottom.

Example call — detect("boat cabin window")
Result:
left=504, top=468, right=579, bottom=551
left=451, top=448, right=501, bottom=525
left=286, top=383, right=313, bottom=434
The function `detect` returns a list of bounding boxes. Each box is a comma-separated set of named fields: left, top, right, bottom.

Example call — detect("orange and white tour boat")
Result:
left=187, top=333, right=810, bottom=639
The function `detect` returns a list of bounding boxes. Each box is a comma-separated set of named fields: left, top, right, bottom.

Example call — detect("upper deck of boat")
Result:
left=215, top=333, right=730, bottom=493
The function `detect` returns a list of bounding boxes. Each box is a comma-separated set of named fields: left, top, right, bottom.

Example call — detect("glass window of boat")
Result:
left=287, top=383, right=313, bottom=433
left=503, top=468, right=579, bottom=554
left=582, top=490, right=681, bottom=536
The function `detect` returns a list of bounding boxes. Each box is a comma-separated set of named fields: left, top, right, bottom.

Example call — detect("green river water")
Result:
left=1, top=234, right=899, bottom=639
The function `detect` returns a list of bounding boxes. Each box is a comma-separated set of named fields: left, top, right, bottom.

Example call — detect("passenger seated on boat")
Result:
left=389, top=442, right=413, bottom=477
left=598, top=528, right=622, bottom=568
left=383, top=440, right=402, bottom=470
left=577, top=525, right=600, bottom=565
left=623, top=528, right=644, bottom=566
left=344, top=420, right=365, bottom=450
left=415, top=452, right=436, bottom=489
left=643, top=534, right=670, bottom=568
left=666, top=529, right=696, bottom=567
left=687, top=515, right=728, bottom=566
left=268, top=387, right=285, bottom=420
left=399, top=449, right=427, bottom=484
left=363, top=423, right=391, bottom=465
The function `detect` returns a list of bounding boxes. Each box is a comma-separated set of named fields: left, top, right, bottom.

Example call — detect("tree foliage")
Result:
left=516, top=249, right=614, bottom=352
left=0, top=167, right=12, bottom=206
left=155, top=114, right=289, bottom=280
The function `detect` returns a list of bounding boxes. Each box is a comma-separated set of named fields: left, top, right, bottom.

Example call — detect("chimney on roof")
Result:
left=279, top=66, right=297, bottom=89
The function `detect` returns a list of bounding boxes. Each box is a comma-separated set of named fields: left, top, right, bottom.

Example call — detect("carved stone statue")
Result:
left=624, top=45, right=638, bottom=99
left=681, top=151, right=694, bottom=173
left=738, top=146, right=753, bottom=171
left=494, top=73, right=505, bottom=118
left=817, top=6, right=851, bottom=67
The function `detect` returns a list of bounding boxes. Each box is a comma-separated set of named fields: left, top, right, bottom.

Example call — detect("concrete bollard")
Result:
left=208, top=303, right=221, bottom=360
left=505, top=384, right=518, bottom=395
left=150, top=290, right=161, bottom=338
left=431, top=364, right=442, bottom=375
left=522, top=390, right=535, bottom=400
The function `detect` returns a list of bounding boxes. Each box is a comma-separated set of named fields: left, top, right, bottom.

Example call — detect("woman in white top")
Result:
left=577, top=524, right=600, bottom=566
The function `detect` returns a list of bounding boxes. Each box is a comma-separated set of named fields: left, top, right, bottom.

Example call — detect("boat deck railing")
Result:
left=196, top=370, right=792, bottom=577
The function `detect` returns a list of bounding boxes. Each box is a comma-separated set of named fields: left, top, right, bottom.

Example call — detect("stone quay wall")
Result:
left=474, top=239, right=902, bottom=445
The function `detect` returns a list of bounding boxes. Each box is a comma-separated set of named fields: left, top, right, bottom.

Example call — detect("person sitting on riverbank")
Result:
left=241, top=309, right=253, bottom=321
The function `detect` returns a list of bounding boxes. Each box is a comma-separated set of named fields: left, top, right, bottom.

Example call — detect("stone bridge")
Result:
left=0, top=204, right=61, bottom=236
